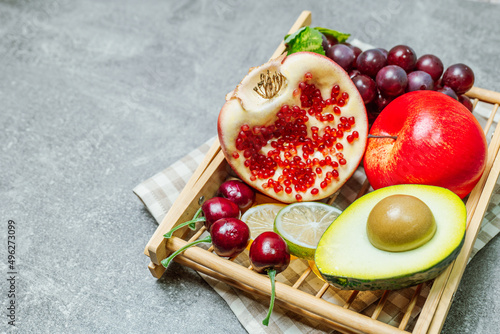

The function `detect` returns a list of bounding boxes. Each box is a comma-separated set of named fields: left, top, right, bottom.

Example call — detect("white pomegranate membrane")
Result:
left=218, top=52, right=368, bottom=203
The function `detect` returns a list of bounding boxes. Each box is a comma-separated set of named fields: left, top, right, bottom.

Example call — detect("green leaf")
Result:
left=284, top=26, right=325, bottom=56
left=314, top=27, right=350, bottom=44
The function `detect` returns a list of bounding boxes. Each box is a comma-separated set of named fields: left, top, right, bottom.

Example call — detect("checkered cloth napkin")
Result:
left=134, top=100, right=500, bottom=333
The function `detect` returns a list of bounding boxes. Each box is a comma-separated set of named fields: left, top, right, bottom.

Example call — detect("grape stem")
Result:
left=262, top=268, right=277, bottom=326
left=163, top=207, right=204, bottom=239
left=161, top=235, right=212, bottom=268
left=368, top=134, right=398, bottom=140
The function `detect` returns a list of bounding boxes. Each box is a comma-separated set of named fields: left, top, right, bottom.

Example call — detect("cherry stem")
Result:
left=368, top=134, right=398, bottom=140
left=161, top=235, right=212, bottom=268
left=262, top=268, right=277, bottom=326
left=163, top=208, right=205, bottom=239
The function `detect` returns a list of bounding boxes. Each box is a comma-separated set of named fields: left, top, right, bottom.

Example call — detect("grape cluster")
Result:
left=322, top=37, right=475, bottom=123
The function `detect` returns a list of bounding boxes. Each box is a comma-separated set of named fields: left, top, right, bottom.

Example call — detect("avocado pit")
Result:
left=366, top=194, right=437, bottom=252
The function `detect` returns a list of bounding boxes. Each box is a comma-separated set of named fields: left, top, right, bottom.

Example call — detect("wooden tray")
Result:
left=144, top=11, right=500, bottom=334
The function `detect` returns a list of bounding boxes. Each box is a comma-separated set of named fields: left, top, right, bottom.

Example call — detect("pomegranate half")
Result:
left=217, top=52, right=368, bottom=203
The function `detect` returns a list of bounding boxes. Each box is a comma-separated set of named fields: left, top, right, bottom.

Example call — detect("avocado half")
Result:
left=315, top=184, right=466, bottom=291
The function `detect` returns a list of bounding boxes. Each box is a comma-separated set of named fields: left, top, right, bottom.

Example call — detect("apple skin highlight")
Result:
left=363, top=90, right=487, bottom=199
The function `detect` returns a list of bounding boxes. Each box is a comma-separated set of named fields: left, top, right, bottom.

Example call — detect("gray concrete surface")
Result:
left=1, top=0, right=499, bottom=333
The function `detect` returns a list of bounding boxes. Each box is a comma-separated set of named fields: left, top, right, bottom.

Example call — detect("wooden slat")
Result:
left=413, top=102, right=500, bottom=333
left=466, top=86, right=500, bottom=104
left=426, top=150, right=500, bottom=334
left=146, top=150, right=227, bottom=265
left=166, top=236, right=408, bottom=334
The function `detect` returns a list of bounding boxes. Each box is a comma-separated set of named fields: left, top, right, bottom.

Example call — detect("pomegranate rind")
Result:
left=218, top=52, right=368, bottom=203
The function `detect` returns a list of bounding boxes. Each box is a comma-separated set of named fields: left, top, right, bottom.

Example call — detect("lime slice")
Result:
left=241, top=203, right=286, bottom=240
left=274, top=202, right=342, bottom=260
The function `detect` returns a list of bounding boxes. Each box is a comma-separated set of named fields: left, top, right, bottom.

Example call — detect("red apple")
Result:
left=364, top=90, right=487, bottom=198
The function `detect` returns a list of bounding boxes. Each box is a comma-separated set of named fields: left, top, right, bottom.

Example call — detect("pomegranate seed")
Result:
left=293, top=89, right=300, bottom=96
left=304, top=72, right=313, bottom=80
left=332, top=170, right=339, bottom=178
left=320, top=181, right=327, bottom=188
left=285, top=187, right=292, bottom=194
left=296, top=194, right=302, bottom=201
left=353, top=131, right=359, bottom=138
left=347, top=135, right=354, bottom=143
left=336, top=143, right=343, bottom=150
left=337, top=130, right=344, bottom=138
left=331, top=85, right=340, bottom=96
left=250, top=176, right=256, bottom=181
left=232, top=152, right=240, bottom=159
left=326, top=114, right=334, bottom=122
left=315, top=167, right=322, bottom=174
left=338, top=99, right=346, bottom=107
left=299, top=82, right=306, bottom=90
left=340, top=116, right=347, bottom=123
left=274, top=185, right=283, bottom=193
left=348, top=117, right=355, bottom=125
left=333, top=106, right=341, bottom=115
left=241, top=124, right=250, bottom=131
left=342, top=92, right=349, bottom=100
left=339, top=158, right=347, bottom=165
left=325, top=98, right=332, bottom=105
left=311, top=188, right=319, bottom=195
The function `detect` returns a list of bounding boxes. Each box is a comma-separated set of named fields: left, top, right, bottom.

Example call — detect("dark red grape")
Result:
left=442, top=63, right=475, bottom=94
left=321, top=34, right=338, bottom=51
left=437, top=86, right=459, bottom=100
left=326, top=44, right=356, bottom=71
left=376, top=65, right=408, bottom=96
left=343, top=43, right=362, bottom=64
left=349, top=69, right=361, bottom=79
left=459, top=94, right=474, bottom=112
left=351, top=74, right=377, bottom=104
left=407, top=71, right=434, bottom=92
left=387, top=45, right=417, bottom=73
left=374, top=90, right=396, bottom=112
left=356, top=49, right=387, bottom=78
left=377, top=48, right=388, bottom=59
left=415, top=54, right=444, bottom=81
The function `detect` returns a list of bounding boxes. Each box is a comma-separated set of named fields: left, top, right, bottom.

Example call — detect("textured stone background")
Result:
left=1, top=0, right=499, bottom=333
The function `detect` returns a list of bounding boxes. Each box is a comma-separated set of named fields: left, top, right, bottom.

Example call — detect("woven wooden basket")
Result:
left=144, top=11, right=500, bottom=334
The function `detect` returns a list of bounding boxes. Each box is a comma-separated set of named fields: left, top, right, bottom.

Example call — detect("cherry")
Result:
left=162, top=218, right=250, bottom=268
left=217, top=180, right=255, bottom=210
left=210, top=218, right=250, bottom=257
left=163, top=197, right=240, bottom=239
left=249, top=231, right=290, bottom=326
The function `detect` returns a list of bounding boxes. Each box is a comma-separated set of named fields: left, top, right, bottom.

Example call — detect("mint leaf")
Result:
left=284, top=26, right=325, bottom=55
left=314, top=27, right=350, bottom=44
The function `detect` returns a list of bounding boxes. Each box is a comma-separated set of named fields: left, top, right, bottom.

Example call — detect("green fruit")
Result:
left=315, top=184, right=466, bottom=291
left=274, top=202, right=342, bottom=260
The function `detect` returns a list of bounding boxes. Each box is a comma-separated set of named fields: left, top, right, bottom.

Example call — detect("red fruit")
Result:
left=442, top=63, right=475, bottom=95
left=201, top=197, right=240, bottom=231
left=249, top=231, right=290, bottom=274
left=459, top=94, right=474, bottom=112
left=210, top=218, right=250, bottom=257
left=364, top=91, right=487, bottom=198
left=218, top=179, right=255, bottom=210
left=217, top=52, right=369, bottom=203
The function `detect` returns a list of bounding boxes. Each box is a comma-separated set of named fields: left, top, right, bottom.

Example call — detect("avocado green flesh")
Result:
left=315, top=185, right=466, bottom=291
